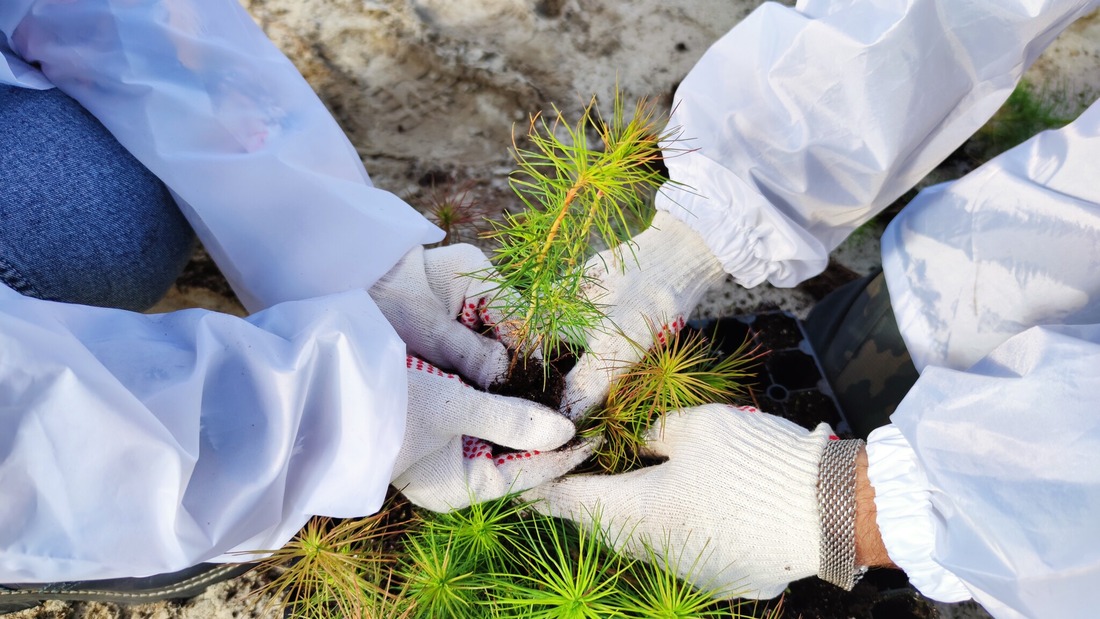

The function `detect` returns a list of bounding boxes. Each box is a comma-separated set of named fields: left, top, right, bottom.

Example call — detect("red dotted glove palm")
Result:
left=392, top=356, right=590, bottom=512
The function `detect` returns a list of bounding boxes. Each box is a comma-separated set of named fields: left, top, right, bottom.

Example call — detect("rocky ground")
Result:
left=9, top=2, right=1099, bottom=618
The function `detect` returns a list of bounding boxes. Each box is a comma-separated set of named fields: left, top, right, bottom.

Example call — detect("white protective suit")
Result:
left=659, top=1, right=1100, bottom=618
left=0, top=0, right=440, bottom=581
left=1, top=1, right=1098, bottom=617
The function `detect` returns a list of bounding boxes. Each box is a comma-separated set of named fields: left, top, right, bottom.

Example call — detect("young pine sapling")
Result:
left=480, top=93, right=683, bottom=369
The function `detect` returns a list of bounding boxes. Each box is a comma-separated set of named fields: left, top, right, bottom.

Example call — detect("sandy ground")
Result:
left=9, top=2, right=1100, bottom=618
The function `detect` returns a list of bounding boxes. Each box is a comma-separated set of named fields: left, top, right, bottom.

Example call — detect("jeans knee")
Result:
left=0, top=85, right=196, bottom=311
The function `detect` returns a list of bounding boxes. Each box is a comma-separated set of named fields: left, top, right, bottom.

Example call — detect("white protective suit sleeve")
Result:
left=0, top=0, right=442, bottom=313
left=659, top=1, right=1100, bottom=615
left=0, top=285, right=407, bottom=582
left=868, top=325, right=1100, bottom=619
left=868, top=100, right=1100, bottom=617
left=657, top=0, right=1098, bottom=287
left=0, top=0, right=442, bottom=582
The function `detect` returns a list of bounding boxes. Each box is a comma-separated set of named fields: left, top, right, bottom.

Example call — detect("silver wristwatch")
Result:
left=817, top=438, right=867, bottom=590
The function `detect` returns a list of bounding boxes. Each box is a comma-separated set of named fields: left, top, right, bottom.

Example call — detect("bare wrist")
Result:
left=854, top=446, right=896, bottom=569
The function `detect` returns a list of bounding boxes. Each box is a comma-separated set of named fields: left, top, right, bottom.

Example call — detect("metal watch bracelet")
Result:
left=817, top=438, right=866, bottom=590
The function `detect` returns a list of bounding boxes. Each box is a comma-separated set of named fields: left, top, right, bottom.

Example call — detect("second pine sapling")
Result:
left=580, top=324, right=764, bottom=474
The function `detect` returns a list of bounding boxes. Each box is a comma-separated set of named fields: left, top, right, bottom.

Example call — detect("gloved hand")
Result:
left=525, top=404, right=845, bottom=600
left=392, top=355, right=590, bottom=512
left=561, top=211, right=726, bottom=419
left=369, top=243, right=515, bottom=389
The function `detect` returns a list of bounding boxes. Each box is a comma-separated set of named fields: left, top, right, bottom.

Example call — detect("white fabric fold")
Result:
left=0, top=285, right=408, bottom=582
left=886, top=325, right=1100, bottom=619
left=657, top=0, right=1097, bottom=287
left=866, top=425, right=970, bottom=603
left=0, top=0, right=440, bottom=583
left=883, top=98, right=1100, bottom=372
left=0, top=0, right=442, bottom=313
left=656, top=155, right=825, bottom=288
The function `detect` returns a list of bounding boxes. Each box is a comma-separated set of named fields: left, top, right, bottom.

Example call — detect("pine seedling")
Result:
left=481, top=93, right=684, bottom=366
left=620, top=537, right=742, bottom=619
left=581, top=324, right=764, bottom=473
left=421, top=181, right=490, bottom=247
left=491, top=512, right=633, bottom=618
left=417, top=493, right=530, bottom=573
left=249, top=513, right=404, bottom=618
left=395, top=531, right=488, bottom=619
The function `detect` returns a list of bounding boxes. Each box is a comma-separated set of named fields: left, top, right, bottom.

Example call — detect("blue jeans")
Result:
left=0, top=85, right=194, bottom=311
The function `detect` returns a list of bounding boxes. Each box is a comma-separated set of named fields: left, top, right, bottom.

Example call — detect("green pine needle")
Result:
left=581, top=325, right=764, bottom=474
left=249, top=513, right=403, bottom=618
left=397, top=532, right=487, bottom=619
left=417, top=494, right=530, bottom=573
left=491, top=514, right=632, bottom=618
left=481, top=92, right=684, bottom=365
left=251, top=491, right=784, bottom=618
left=622, top=538, right=741, bottom=618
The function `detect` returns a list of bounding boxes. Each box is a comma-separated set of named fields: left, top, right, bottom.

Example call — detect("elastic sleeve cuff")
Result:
left=654, top=153, right=828, bottom=289
left=865, top=425, right=971, bottom=603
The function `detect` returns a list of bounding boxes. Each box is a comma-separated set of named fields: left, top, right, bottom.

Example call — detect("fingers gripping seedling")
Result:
left=446, top=93, right=762, bottom=475
left=458, top=297, right=491, bottom=330
left=460, top=435, right=542, bottom=465
left=336, top=93, right=765, bottom=617
left=456, top=294, right=528, bottom=353
left=654, top=316, right=687, bottom=347
left=370, top=243, right=518, bottom=389
left=392, top=355, right=589, bottom=512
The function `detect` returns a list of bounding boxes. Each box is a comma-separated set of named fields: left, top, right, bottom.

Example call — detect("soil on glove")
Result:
left=487, top=353, right=567, bottom=410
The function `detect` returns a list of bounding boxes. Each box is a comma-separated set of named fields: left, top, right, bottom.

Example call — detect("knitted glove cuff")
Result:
left=633, top=210, right=727, bottom=291
left=817, top=438, right=866, bottom=590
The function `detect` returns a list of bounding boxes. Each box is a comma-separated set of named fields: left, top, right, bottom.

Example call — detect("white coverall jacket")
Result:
left=1, top=1, right=1098, bottom=617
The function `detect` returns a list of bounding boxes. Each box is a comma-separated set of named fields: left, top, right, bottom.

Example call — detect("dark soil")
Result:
left=747, top=312, right=804, bottom=349
left=769, top=569, right=937, bottom=619
left=487, top=353, right=567, bottom=410
left=688, top=314, right=848, bottom=434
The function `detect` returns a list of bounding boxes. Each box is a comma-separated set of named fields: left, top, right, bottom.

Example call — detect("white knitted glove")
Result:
left=562, top=211, right=726, bottom=419
left=525, top=404, right=834, bottom=599
left=369, top=244, right=514, bottom=389
left=392, top=356, right=590, bottom=512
